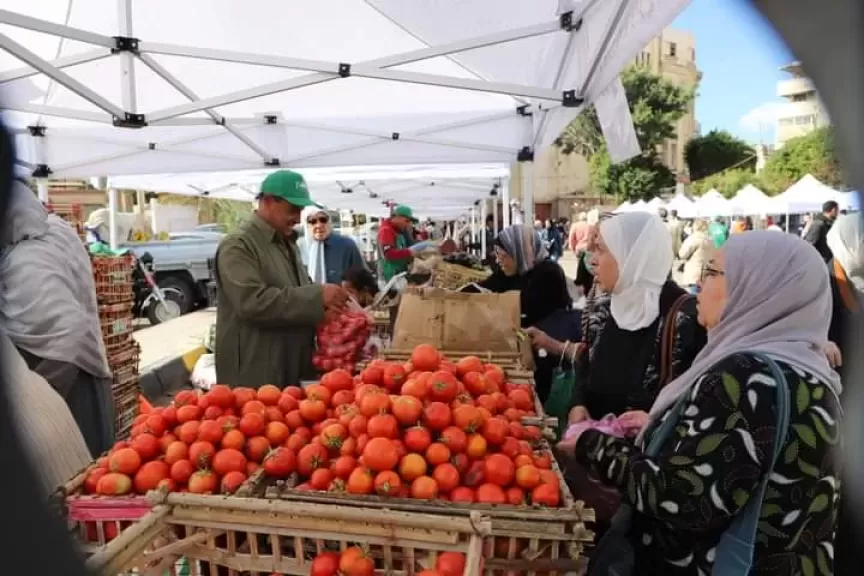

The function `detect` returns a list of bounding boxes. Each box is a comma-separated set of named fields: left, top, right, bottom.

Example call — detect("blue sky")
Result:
left=672, top=0, right=795, bottom=144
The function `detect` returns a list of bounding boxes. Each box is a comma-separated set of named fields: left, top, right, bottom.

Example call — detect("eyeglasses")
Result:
left=307, top=217, right=329, bottom=225
left=701, top=265, right=725, bottom=281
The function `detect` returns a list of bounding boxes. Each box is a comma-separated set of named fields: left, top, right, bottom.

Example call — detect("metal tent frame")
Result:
left=0, top=0, right=690, bottom=222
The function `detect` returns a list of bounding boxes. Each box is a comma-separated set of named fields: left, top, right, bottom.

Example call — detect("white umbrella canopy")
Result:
left=0, top=0, right=692, bottom=178
left=664, top=193, right=696, bottom=219
left=729, top=184, right=775, bottom=215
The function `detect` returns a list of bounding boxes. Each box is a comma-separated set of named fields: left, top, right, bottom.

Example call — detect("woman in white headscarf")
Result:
left=563, top=232, right=842, bottom=575
left=530, top=213, right=706, bottom=533
left=532, top=212, right=706, bottom=422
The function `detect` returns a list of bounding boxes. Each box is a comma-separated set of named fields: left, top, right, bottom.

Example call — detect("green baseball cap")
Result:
left=392, top=204, right=418, bottom=222
left=259, top=170, right=321, bottom=208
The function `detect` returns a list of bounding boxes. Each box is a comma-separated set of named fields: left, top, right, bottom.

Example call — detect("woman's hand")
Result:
left=617, top=410, right=650, bottom=437
left=824, top=341, right=842, bottom=368
left=568, top=405, right=589, bottom=425
left=524, top=326, right=556, bottom=352
left=557, top=433, right=580, bottom=454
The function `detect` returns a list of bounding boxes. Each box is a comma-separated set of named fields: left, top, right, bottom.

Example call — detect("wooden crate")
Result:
left=88, top=493, right=491, bottom=576
left=431, top=261, right=491, bottom=290
left=54, top=463, right=154, bottom=559
left=262, top=350, right=593, bottom=573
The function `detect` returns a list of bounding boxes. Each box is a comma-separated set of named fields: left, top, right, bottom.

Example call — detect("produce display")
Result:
left=312, top=306, right=375, bottom=372
left=78, top=344, right=557, bottom=509
left=442, top=253, right=485, bottom=271
left=259, top=344, right=561, bottom=507
left=309, top=547, right=467, bottom=576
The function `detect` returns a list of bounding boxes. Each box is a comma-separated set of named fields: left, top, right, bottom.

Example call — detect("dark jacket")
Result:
left=478, top=259, right=568, bottom=328
left=804, top=213, right=835, bottom=260
left=215, top=215, right=323, bottom=388
left=301, top=233, right=365, bottom=285
left=532, top=308, right=582, bottom=402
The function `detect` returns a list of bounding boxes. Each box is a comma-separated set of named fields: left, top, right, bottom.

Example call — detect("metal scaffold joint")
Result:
left=113, top=112, right=147, bottom=128
left=112, top=35, right=140, bottom=54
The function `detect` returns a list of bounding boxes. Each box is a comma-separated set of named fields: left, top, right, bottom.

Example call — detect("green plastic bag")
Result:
left=543, top=364, right=576, bottom=440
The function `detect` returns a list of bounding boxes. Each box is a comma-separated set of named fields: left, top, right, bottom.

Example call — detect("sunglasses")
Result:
left=307, top=217, right=329, bottom=225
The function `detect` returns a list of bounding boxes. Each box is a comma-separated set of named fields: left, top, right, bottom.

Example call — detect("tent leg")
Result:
left=469, top=207, right=477, bottom=253
left=118, top=0, right=137, bottom=113
left=36, top=179, right=48, bottom=203
left=521, top=159, right=534, bottom=225
left=493, top=187, right=499, bottom=235
left=502, top=176, right=511, bottom=229
left=480, top=200, right=488, bottom=257
left=108, top=188, right=118, bottom=250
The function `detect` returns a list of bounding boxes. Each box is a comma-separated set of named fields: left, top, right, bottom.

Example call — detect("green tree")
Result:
left=691, top=168, right=765, bottom=198
left=761, top=127, right=844, bottom=191
left=685, top=130, right=756, bottom=181
left=556, top=65, right=694, bottom=201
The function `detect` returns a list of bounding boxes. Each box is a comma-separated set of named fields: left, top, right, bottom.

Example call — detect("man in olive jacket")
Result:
left=214, top=170, right=348, bottom=388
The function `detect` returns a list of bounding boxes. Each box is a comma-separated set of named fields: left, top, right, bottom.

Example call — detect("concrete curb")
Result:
left=139, top=345, right=207, bottom=402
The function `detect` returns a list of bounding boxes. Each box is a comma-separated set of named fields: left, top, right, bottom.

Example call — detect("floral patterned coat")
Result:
left=575, top=353, right=842, bottom=575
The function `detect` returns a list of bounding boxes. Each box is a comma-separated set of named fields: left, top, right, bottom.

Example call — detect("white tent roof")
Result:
left=109, top=163, right=508, bottom=219
left=729, top=184, right=774, bottom=215
left=664, top=193, right=696, bottom=219
left=0, top=0, right=691, bottom=179
left=646, top=197, right=665, bottom=210
left=768, top=174, right=839, bottom=214
left=693, top=189, right=733, bottom=218
left=613, top=200, right=633, bottom=213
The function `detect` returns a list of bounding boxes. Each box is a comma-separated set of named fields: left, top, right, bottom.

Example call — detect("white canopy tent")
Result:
left=109, top=163, right=509, bottom=220
left=613, top=200, right=632, bottom=213
left=0, top=0, right=692, bottom=228
left=693, top=189, right=733, bottom=218
left=630, top=199, right=649, bottom=212
left=767, top=174, right=839, bottom=214
left=729, top=184, right=775, bottom=216
left=646, top=197, right=665, bottom=212
left=664, top=192, right=696, bottom=219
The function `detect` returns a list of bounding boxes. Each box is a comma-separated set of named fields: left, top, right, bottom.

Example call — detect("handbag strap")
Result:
left=712, top=353, right=791, bottom=575
left=658, top=293, right=694, bottom=387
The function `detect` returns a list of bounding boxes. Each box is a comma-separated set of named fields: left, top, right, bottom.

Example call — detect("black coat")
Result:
left=804, top=213, right=835, bottom=261
left=478, top=259, right=568, bottom=328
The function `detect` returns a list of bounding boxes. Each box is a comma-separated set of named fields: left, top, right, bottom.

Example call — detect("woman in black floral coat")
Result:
left=561, top=232, right=843, bottom=575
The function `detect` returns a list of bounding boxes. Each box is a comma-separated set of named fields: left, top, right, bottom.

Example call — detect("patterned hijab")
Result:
left=495, top=224, right=548, bottom=275
left=646, top=232, right=842, bottom=424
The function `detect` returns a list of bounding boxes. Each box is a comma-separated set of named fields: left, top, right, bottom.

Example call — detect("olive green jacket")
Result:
left=214, top=215, right=323, bottom=388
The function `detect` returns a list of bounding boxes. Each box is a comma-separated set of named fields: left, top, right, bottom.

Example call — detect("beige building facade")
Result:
left=775, top=62, right=829, bottom=148
left=509, top=27, right=702, bottom=220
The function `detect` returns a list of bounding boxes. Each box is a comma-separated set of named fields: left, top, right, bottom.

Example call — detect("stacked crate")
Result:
left=90, top=254, right=141, bottom=439
left=46, top=202, right=87, bottom=242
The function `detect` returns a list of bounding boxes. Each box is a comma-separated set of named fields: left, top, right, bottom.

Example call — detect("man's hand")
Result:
left=322, top=284, right=349, bottom=310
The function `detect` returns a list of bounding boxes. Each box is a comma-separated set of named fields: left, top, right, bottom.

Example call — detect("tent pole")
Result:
left=576, top=0, right=630, bottom=99
left=0, top=49, right=110, bottom=84
left=108, top=188, right=119, bottom=250
left=480, top=200, right=488, bottom=257
left=3, top=102, right=111, bottom=123
left=0, top=32, right=124, bottom=118
left=0, top=9, right=114, bottom=47
left=493, top=183, right=500, bottom=234
left=118, top=0, right=137, bottom=113
left=137, top=54, right=274, bottom=162
left=520, top=113, right=536, bottom=225
left=36, top=180, right=49, bottom=203
left=502, top=176, right=511, bottom=229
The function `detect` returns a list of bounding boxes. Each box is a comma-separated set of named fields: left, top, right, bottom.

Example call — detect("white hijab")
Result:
left=301, top=207, right=330, bottom=284
left=600, top=212, right=673, bottom=330
left=827, top=212, right=864, bottom=292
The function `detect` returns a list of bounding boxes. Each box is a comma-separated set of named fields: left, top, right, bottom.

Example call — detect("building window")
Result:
left=794, top=114, right=814, bottom=125
left=669, top=142, right=678, bottom=167
left=690, top=48, right=696, bottom=61
left=669, top=42, right=677, bottom=57
left=779, top=118, right=793, bottom=126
